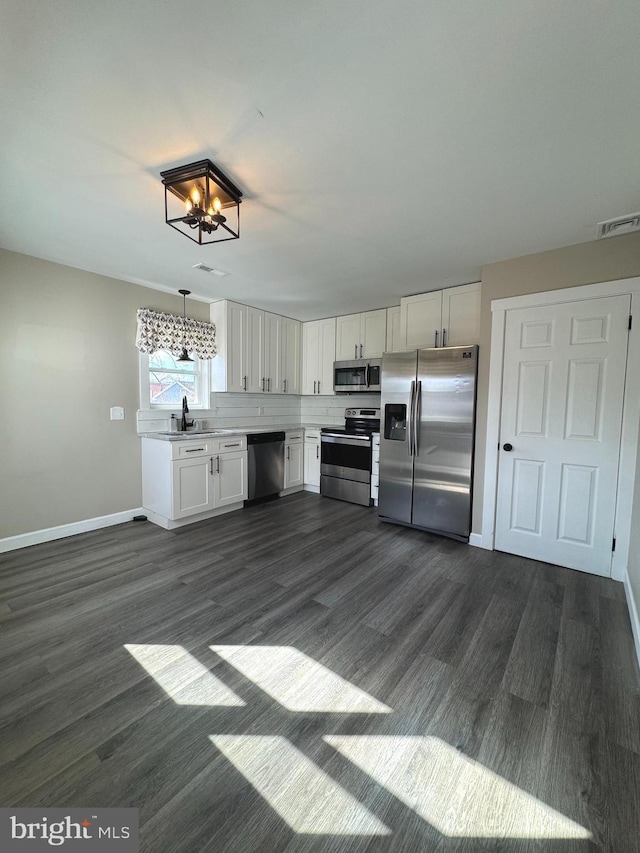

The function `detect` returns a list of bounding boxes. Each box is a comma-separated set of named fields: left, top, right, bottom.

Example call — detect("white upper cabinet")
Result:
left=210, top=300, right=300, bottom=393
left=210, top=300, right=248, bottom=392
left=385, top=306, right=402, bottom=353
left=441, top=283, right=481, bottom=347
left=264, top=311, right=283, bottom=393
left=302, top=317, right=336, bottom=395
left=281, top=316, right=301, bottom=395
left=361, top=309, right=387, bottom=357
left=399, top=283, right=481, bottom=349
left=246, top=306, right=265, bottom=393
left=400, top=290, right=443, bottom=349
left=336, top=309, right=387, bottom=360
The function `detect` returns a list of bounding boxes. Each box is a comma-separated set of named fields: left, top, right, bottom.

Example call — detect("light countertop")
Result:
left=142, top=423, right=334, bottom=441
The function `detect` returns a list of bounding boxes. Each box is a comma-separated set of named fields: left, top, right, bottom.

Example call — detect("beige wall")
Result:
left=472, top=231, right=640, bottom=616
left=0, top=249, right=210, bottom=538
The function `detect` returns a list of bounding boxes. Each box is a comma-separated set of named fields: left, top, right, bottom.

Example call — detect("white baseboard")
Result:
left=303, top=484, right=321, bottom=494
left=144, top=502, right=244, bottom=530
left=623, top=570, right=640, bottom=671
left=0, top=509, right=144, bottom=554
left=469, top=532, right=492, bottom=550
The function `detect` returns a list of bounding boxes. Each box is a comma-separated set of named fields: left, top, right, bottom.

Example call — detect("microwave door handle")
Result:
left=414, top=380, right=422, bottom=456
left=366, top=363, right=370, bottom=388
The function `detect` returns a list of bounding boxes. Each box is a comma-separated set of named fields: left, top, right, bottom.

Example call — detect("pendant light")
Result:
left=177, top=289, right=194, bottom=363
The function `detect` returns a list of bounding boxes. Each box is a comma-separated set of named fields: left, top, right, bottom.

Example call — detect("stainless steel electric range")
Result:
left=320, top=408, right=380, bottom=507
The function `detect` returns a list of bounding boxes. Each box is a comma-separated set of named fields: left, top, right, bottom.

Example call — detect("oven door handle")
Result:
left=408, top=380, right=416, bottom=456
left=321, top=434, right=372, bottom=446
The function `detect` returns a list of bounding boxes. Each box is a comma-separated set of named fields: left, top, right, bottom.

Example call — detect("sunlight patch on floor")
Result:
left=210, top=735, right=391, bottom=836
left=125, top=643, right=245, bottom=706
left=209, top=645, right=392, bottom=713
left=324, top=735, right=592, bottom=840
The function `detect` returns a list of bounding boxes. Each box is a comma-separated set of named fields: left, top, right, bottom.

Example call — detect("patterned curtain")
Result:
left=135, top=308, right=217, bottom=359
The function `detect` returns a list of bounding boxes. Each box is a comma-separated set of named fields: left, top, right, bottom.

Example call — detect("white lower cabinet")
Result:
left=142, top=436, right=248, bottom=529
left=283, top=430, right=304, bottom=490
left=172, top=455, right=216, bottom=519
left=304, top=429, right=321, bottom=489
left=214, top=450, right=248, bottom=507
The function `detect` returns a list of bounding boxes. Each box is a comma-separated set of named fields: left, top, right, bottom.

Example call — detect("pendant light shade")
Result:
left=177, top=289, right=194, bottom=363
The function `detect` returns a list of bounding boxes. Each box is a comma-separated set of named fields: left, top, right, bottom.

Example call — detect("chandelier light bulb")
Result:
left=184, top=199, right=193, bottom=212
left=191, top=186, right=201, bottom=206
left=213, top=196, right=222, bottom=212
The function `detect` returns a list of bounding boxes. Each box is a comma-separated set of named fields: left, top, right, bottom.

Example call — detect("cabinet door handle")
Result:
left=434, top=329, right=439, bottom=347
left=243, top=375, right=247, bottom=391
left=360, top=343, right=363, bottom=358
left=442, top=328, right=447, bottom=347
left=316, top=446, right=319, bottom=459
left=268, top=377, right=271, bottom=392
left=210, top=456, right=214, bottom=475
left=216, top=455, right=220, bottom=473
left=287, top=446, right=290, bottom=460
left=262, top=377, right=265, bottom=392
left=313, top=380, right=317, bottom=394
left=284, top=379, right=287, bottom=393
left=354, top=344, right=357, bottom=359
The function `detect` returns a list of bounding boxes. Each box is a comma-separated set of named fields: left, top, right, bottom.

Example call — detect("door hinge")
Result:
left=629, top=315, right=633, bottom=330
left=612, top=537, right=616, bottom=552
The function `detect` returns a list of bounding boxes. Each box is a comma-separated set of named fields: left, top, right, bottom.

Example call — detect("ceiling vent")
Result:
left=192, top=263, right=229, bottom=276
left=596, top=213, right=640, bottom=239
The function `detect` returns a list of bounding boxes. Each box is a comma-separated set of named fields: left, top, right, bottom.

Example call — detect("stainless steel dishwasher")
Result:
left=246, top=432, right=285, bottom=501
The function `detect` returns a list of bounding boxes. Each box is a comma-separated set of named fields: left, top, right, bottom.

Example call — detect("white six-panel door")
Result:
left=495, top=295, right=630, bottom=576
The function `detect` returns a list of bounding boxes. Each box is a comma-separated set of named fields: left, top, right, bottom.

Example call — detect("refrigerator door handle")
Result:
left=408, top=380, right=416, bottom=456
left=414, top=380, right=422, bottom=456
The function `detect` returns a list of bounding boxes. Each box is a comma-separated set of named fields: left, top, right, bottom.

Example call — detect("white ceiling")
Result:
left=1, top=0, right=638, bottom=320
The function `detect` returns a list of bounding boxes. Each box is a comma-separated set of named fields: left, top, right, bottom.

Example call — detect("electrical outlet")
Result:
left=110, top=406, right=125, bottom=420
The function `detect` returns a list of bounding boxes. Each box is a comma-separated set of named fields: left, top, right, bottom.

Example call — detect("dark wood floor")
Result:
left=1, top=492, right=639, bottom=852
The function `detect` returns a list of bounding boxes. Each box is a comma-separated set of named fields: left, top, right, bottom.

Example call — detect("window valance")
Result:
left=135, top=308, right=217, bottom=359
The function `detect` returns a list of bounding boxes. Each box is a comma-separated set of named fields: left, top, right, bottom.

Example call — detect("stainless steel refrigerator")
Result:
left=378, top=345, right=478, bottom=541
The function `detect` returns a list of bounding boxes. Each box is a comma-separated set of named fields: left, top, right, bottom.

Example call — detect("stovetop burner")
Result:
left=321, top=407, right=381, bottom=437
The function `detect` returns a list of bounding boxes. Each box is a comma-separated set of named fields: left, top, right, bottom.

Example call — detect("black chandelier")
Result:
left=160, top=159, right=242, bottom=246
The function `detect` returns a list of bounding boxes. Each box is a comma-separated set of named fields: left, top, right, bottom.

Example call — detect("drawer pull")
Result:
left=223, top=442, right=241, bottom=448
left=185, top=447, right=205, bottom=452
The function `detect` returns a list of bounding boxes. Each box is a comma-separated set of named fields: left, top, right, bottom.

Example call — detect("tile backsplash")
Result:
left=137, top=391, right=381, bottom=433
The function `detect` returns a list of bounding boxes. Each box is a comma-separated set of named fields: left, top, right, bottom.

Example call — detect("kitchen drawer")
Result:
left=216, top=435, right=247, bottom=453
left=304, top=429, right=320, bottom=442
left=285, top=430, right=303, bottom=444
left=171, top=439, right=217, bottom=460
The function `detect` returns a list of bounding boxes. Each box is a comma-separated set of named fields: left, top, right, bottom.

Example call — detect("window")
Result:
left=140, top=350, right=208, bottom=409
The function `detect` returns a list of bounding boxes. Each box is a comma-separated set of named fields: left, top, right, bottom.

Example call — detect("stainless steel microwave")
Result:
left=333, top=359, right=382, bottom=393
